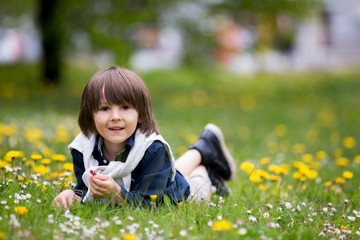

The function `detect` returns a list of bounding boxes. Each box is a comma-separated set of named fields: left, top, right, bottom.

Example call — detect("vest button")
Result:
left=103, top=160, right=108, bottom=164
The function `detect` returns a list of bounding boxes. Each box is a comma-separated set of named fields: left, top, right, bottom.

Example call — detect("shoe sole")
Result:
left=204, top=123, right=236, bottom=180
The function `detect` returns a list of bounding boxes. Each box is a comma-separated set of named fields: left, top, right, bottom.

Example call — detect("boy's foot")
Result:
left=189, top=123, right=236, bottom=180
left=207, top=166, right=230, bottom=197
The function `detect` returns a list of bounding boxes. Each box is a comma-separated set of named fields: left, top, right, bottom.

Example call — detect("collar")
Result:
left=93, top=133, right=135, bottom=163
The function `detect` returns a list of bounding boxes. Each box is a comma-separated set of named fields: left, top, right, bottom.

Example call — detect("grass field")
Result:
left=1, top=64, right=360, bottom=239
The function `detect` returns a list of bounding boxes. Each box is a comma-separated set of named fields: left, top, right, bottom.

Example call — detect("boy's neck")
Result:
left=102, top=140, right=125, bottom=161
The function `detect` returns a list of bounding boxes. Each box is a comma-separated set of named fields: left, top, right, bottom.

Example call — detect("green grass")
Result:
left=1, top=64, right=360, bottom=239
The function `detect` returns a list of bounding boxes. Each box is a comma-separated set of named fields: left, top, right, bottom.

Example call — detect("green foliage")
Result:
left=1, top=66, right=360, bottom=239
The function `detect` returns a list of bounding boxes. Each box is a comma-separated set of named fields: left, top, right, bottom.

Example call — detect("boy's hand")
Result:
left=89, top=175, right=124, bottom=204
left=52, top=189, right=81, bottom=209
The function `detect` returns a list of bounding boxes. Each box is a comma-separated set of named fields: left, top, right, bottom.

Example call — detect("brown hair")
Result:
left=78, top=66, right=159, bottom=137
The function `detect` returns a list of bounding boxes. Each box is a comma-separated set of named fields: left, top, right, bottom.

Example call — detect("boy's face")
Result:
left=93, top=100, right=139, bottom=151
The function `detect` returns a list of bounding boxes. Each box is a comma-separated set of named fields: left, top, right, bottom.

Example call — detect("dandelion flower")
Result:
left=212, top=219, right=232, bottom=231
left=343, top=171, right=353, bottom=179
left=14, top=206, right=28, bottom=215
left=260, top=157, right=270, bottom=165
left=31, top=153, right=42, bottom=161
left=41, top=158, right=51, bottom=165
left=343, top=137, right=355, bottom=149
left=240, top=162, right=255, bottom=175
left=335, top=177, right=345, bottom=184
left=150, top=195, right=157, bottom=201
left=336, top=157, right=349, bottom=167
left=122, top=233, right=138, bottom=240
left=52, top=154, right=66, bottom=161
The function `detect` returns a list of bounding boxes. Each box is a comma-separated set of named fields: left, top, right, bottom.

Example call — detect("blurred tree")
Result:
left=0, top=0, right=174, bottom=85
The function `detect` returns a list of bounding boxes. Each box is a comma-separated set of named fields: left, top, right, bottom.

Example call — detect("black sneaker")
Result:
left=207, top=166, right=230, bottom=197
left=189, top=123, right=236, bottom=181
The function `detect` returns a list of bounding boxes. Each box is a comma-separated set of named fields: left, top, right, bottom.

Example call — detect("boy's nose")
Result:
left=111, top=108, right=122, bottom=121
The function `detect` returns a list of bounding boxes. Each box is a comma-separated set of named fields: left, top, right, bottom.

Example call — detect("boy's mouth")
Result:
left=109, top=127, right=124, bottom=130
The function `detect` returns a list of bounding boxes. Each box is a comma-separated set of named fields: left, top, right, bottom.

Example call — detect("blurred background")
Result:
left=0, top=0, right=360, bottom=161
left=1, top=0, right=360, bottom=79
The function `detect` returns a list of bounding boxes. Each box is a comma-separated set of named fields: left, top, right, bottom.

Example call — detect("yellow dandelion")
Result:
left=343, top=137, right=355, bottom=149
left=343, top=171, right=353, bottom=179
left=302, top=154, right=313, bottom=163
left=259, top=184, right=269, bottom=191
left=335, top=157, right=349, bottom=167
left=122, top=233, right=138, bottom=240
left=31, top=153, right=42, bottom=161
left=260, top=157, right=270, bottom=165
left=212, top=219, right=232, bottom=231
left=0, top=230, right=6, bottom=239
left=34, top=165, right=50, bottom=176
left=5, top=150, right=24, bottom=161
left=335, top=177, right=345, bottom=184
left=52, top=154, right=66, bottom=161
left=41, top=158, right=51, bottom=165
left=269, top=175, right=280, bottom=181
left=63, top=162, right=74, bottom=172
left=354, top=155, right=360, bottom=164
left=17, top=176, right=25, bottom=181
left=150, top=195, right=157, bottom=201
left=0, top=160, right=10, bottom=169
left=14, top=206, right=28, bottom=215
left=333, top=148, right=342, bottom=158
left=292, top=171, right=302, bottom=180
left=268, top=164, right=282, bottom=174
left=302, top=185, right=307, bottom=190
left=292, top=143, right=306, bottom=155
left=316, top=151, right=326, bottom=160
left=26, top=160, right=35, bottom=168
left=255, top=169, right=270, bottom=179
left=178, top=202, right=184, bottom=207
left=42, top=147, right=52, bottom=158
left=274, top=124, right=287, bottom=137
left=240, top=161, right=255, bottom=175
left=325, top=181, right=332, bottom=187
left=249, top=173, right=262, bottom=183
left=306, top=170, right=318, bottom=180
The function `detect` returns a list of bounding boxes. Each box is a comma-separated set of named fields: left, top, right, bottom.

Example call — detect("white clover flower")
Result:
left=309, top=218, right=313, bottom=222
left=301, top=202, right=306, bottom=207
left=353, top=210, right=358, bottom=215
left=323, top=207, right=328, bottom=212
left=356, top=230, right=360, bottom=236
left=328, top=202, right=333, bottom=206
left=247, top=210, right=252, bottom=214
left=207, top=221, right=213, bottom=227
left=344, top=199, right=349, bottom=203
left=285, top=202, right=292, bottom=209
left=266, top=203, right=273, bottom=209
left=217, top=215, right=222, bottom=220
left=249, top=215, right=257, bottom=222
left=332, top=208, right=337, bottom=212
left=180, top=230, right=187, bottom=236
left=238, top=228, right=247, bottom=235
left=10, top=214, right=20, bottom=228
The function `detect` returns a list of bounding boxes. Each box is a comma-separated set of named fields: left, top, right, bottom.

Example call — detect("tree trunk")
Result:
left=38, top=0, right=63, bottom=85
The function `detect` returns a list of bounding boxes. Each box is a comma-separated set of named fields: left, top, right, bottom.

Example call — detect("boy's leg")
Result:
left=186, top=165, right=211, bottom=202
left=175, top=149, right=202, bottom=176
left=189, top=123, right=236, bottom=180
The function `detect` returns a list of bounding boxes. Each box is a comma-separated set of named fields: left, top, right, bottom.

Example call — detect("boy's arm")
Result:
left=71, top=149, right=87, bottom=197
left=120, top=141, right=173, bottom=208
